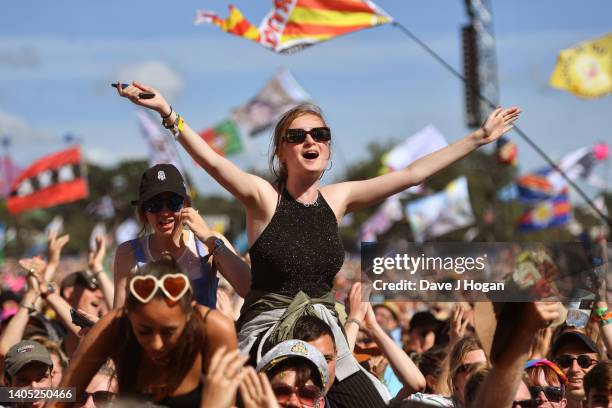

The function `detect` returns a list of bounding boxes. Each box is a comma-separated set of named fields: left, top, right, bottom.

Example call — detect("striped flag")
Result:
left=7, top=146, right=89, bottom=215
left=195, top=0, right=393, bottom=54
left=518, top=188, right=571, bottom=231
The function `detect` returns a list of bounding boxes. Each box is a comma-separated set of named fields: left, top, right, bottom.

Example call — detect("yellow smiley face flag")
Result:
left=549, top=33, right=612, bottom=99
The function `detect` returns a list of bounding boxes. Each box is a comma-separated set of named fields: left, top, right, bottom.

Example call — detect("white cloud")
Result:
left=0, top=110, right=53, bottom=147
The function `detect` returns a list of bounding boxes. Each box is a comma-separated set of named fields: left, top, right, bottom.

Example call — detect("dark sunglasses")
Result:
left=142, top=194, right=185, bottom=213
left=271, top=382, right=321, bottom=407
left=284, top=127, right=331, bottom=144
left=78, top=390, right=116, bottom=404
left=528, top=385, right=563, bottom=402
left=456, top=362, right=479, bottom=375
left=554, top=354, right=598, bottom=369
left=513, top=399, right=543, bottom=408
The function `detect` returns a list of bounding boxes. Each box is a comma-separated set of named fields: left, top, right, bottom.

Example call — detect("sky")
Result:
left=0, top=0, right=610, bottom=203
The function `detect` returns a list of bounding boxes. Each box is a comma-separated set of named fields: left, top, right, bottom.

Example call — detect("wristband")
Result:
left=346, top=318, right=362, bottom=328
left=595, top=306, right=608, bottom=318
left=210, top=238, right=226, bottom=257
left=19, top=303, right=36, bottom=314
left=161, top=105, right=173, bottom=120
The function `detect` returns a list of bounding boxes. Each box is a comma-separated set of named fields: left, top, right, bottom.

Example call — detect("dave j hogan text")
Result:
left=373, top=279, right=505, bottom=293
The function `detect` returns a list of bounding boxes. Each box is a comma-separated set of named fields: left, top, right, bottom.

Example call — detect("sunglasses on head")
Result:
left=271, top=382, right=321, bottom=407
left=142, top=194, right=184, bottom=213
left=284, top=127, right=331, bottom=144
left=528, top=385, right=564, bottom=402
left=513, top=399, right=543, bottom=408
left=554, top=354, right=598, bottom=369
left=129, top=274, right=191, bottom=303
left=78, top=391, right=115, bottom=404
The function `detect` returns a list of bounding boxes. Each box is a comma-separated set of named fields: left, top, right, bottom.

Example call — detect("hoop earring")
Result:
left=326, top=159, right=333, bottom=172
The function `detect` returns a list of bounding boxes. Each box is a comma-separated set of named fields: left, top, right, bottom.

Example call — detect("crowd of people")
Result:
left=0, top=82, right=609, bottom=408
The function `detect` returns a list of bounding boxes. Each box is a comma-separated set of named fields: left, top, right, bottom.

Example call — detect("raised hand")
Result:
left=239, top=367, right=281, bottom=408
left=346, top=282, right=370, bottom=324
left=88, top=235, right=106, bottom=273
left=449, top=303, right=471, bottom=347
left=116, top=81, right=171, bottom=117
left=476, top=106, right=521, bottom=145
left=179, top=207, right=217, bottom=246
left=200, top=346, right=249, bottom=408
left=48, top=232, right=70, bottom=266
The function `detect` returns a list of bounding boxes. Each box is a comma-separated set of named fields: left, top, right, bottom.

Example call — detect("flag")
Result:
left=0, top=155, right=22, bottom=199
left=381, top=125, right=448, bottom=173
left=516, top=167, right=567, bottom=203
left=549, top=33, right=612, bottom=99
left=557, top=143, right=608, bottom=189
left=7, top=146, right=88, bottom=215
left=199, top=118, right=244, bottom=157
left=518, top=188, right=571, bottom=231
left=405, top=177, right=475, bottom=243
left=380, top=125, right=448, bottom=194
left=358, top=194, right=403, bottom=242
left=136, top=109, right=185, bottom=175
left=230, top=69, right=310, bottom=136
left=195, top=0, right=393, bottom=54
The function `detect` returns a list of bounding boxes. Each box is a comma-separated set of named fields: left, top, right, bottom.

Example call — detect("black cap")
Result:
left=131, top=164, right=187, bottom=206
left=409, top=311, right=443, bottom=332
left=4, top=340, right=52, bottom=378
left=551, top=330, right=600, bottom=356
left=60, top=271, right=99, bottom=292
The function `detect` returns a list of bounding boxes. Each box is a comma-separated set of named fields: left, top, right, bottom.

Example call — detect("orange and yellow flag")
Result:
left=195, top=0, right=392, bottom=54
left=549, top=33, right=612, bottom=99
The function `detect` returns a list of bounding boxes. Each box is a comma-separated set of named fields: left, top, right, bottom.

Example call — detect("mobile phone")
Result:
left=111, top=83, right=155, bottom=99
left=70, top=308, right=94, bottom=329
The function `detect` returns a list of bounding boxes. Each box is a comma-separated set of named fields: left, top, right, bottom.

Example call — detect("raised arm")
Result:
left=329, top=107, right=520, bottom=215
left=59, top=309, right=122, bottom=399
left=112, top=242, right=135, bottom=308
left=363, top=304, right=426, bottom=396
left=89, top=234, right=114, bottom=308
left=180, top=208, right=251, bottom=297
left=116, top=82, right=272, bottom=209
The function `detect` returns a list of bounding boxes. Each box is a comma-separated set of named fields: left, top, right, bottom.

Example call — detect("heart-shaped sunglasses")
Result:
left=129, top=273, right=191, bottom=303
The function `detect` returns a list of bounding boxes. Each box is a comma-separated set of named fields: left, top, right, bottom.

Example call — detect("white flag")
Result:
left=136, top=109, right=184, bottom=175
left=230, top=69, right=310, bottom=137
left=406, top=177, right=475, bottom=243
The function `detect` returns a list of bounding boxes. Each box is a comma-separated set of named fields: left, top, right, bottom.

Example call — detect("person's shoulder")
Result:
left=196, top=305, right=236, bottom=336
left=115, top=239, right=138, bottom=256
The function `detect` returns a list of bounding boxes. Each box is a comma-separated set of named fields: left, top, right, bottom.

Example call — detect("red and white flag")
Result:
left=7, top=146, right=89, bottom=215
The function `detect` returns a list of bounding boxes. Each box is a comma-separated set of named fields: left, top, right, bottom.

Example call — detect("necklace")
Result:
left=297, top=198, right=319, bottom=207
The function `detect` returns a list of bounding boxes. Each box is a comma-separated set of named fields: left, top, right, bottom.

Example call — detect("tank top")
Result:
left=129, top=231, right=218, bottom=308
left=249, top=188, right=345, bottom=297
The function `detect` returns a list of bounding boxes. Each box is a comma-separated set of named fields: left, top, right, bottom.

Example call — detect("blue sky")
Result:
left=0, top=1, right=610, bottom=201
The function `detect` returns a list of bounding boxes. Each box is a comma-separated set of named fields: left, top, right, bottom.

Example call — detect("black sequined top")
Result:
left=249, top=188, right=345, bottom=297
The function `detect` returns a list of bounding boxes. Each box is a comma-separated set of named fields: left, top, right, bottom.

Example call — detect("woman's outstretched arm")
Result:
left=116, top=82, right=274, bottom=208
left=328, top=106, right=521, bottom=215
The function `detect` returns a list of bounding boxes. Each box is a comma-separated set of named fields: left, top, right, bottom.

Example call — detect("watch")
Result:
left=210, top=238, right=226, bottom=257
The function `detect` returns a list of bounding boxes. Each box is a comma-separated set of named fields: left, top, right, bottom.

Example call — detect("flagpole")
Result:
left=391, top=21, right=611, bottom=228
